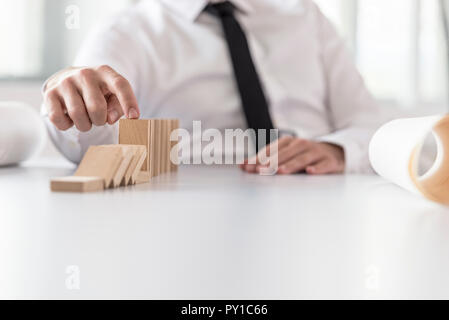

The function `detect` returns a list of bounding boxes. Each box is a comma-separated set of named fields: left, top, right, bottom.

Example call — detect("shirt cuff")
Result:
left=316, top=130, right=373, bottom=174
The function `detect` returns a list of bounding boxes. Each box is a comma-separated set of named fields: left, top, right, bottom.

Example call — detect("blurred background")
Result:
left=1, top=0, right=449, bottom=122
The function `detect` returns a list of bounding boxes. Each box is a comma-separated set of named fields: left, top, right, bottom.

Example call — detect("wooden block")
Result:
left=170, top=119, right=180, bottom=172
left=160, top=120, right=168, bottom=174
left=135, top=171, right=151, bottom=185
left=75, top=145, right=123, bottom=188
left=165, top=119, right=172, bottom=173
left=107, top=145, right=134, bottom=188
left=154, top=119, right=162, bottom=177
left=119, top=145, right=139, bottom=186
left=149, top=119, right=157, bottom=178
left=117, top=145, right=147, bottom=186
left=119, top=118, right=180, bottom=178
left=119, top=119, right=150, bottom=171
left=130, top=146, right=148, bottom=184
left=51, top=176, right=104, bottom=193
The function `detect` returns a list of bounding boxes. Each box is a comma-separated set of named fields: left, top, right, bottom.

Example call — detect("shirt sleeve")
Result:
left=41, top=19, right=142, bottom=164
left=311, top=3, right=384, bottom=174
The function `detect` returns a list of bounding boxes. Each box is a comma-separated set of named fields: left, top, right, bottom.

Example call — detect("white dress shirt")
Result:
left=43, top=0, right=382, bottom=173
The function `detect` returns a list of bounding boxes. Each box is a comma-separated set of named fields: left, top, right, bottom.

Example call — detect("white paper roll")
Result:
left=369, top=115, right=449, bottom=204
left=0, top=102, right=46, bottom=166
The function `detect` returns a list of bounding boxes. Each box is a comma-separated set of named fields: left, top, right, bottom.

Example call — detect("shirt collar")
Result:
left=160, top=0, right=255, bottom=22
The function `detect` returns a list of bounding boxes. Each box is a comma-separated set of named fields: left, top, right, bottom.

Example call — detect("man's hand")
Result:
left=240, top=136, right=345, bottom=175
left=43, top=65, right=140, bottom=132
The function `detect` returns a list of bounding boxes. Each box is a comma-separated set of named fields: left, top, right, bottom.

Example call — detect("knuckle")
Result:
left=48, top=111, right=61, bottom=124
left=96, top=64, right=113, bottom=73
left=59, top=77, right=74, bottom=90
left=77, top=68, right=95, bottom=81
left=49, top=112, right=71, bottom=131
left=44, top=88, right=58, bottom=101
left=111, top=76, right=128, bottom=90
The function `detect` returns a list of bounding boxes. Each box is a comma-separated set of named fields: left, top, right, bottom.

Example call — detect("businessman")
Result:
left=42, top=0, right=381, bottom=174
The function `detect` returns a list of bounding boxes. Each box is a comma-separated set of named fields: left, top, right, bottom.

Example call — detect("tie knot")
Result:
left=205, top=1, right=235, bottom=17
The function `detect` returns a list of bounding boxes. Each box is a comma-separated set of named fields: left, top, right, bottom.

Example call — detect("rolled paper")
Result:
left=369, top=115, right=449, bottom=204
left=0, top=102, right=46, bottom=166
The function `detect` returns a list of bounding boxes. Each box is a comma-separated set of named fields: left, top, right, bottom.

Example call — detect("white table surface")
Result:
left=1, top=158, right=449, bottom=300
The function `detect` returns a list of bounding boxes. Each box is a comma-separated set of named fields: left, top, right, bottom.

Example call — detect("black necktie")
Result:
left=206, top=1, right=275, bottom=149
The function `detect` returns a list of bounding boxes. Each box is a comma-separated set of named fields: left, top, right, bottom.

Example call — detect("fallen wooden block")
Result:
left=74, top=145, right=124, bottom=188
left=109, top=145, right=134, bottom=188
left=125, top=145, right=148, bottom=185
left=135, top=171, right=151, bottom=185
left=51, top=119, right=180, bottom=193
left=50, top=176, right=104, bottom=193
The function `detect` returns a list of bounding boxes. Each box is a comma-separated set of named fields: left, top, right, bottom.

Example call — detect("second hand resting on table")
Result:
left=43, top=66, right=345, bottom=175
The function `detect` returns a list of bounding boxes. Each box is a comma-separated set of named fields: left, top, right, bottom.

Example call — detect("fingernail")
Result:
left=109, top=110, right=119, bottom=123
left=128, top=108, right=139, bottom=119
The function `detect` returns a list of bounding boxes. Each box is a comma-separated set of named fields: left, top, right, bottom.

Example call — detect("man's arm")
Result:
left=242, top=2, right=381, bottom=175
left=42, top=20, right=143, bottom=163
left=312, top=1, right=382, bottom=174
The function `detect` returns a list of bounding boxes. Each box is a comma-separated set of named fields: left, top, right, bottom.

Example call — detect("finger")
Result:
left=277, top=151, right=324, bottom=175
left=59, top=79, right=92, bottom=132
left=44, top=89, right=73, bottom=131
left=243, top=136, right=294, bottom=172
left=106, top=94, right=124, bottom=125
left=97, top=65, right=140, bottom=119
left=259, top=136, right=294, bottom=161
left=256, top=138, right=311, bottom=173
left=75, top=69, right=108, bottom=126
left=272, top=138, right=311, bottom=166
left=306, top=159, right=335, bottom=175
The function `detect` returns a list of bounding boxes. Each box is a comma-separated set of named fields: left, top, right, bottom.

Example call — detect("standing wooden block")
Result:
left=148, top=119, right=157, bottom=178
left=170, top=119, right=180, bottom=172
left=119, top=119, right=150, bottom=171
left=74, top=145, right=123, bottom=188
left=160, top=120, right=168, bottom=174
left=153, top=119, right=162, bottom=177
left=50, top=176, right=105, bottom=193
left=118, top=118, right=179, bottom=179
left=165, top=120, right=172, bottom=173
